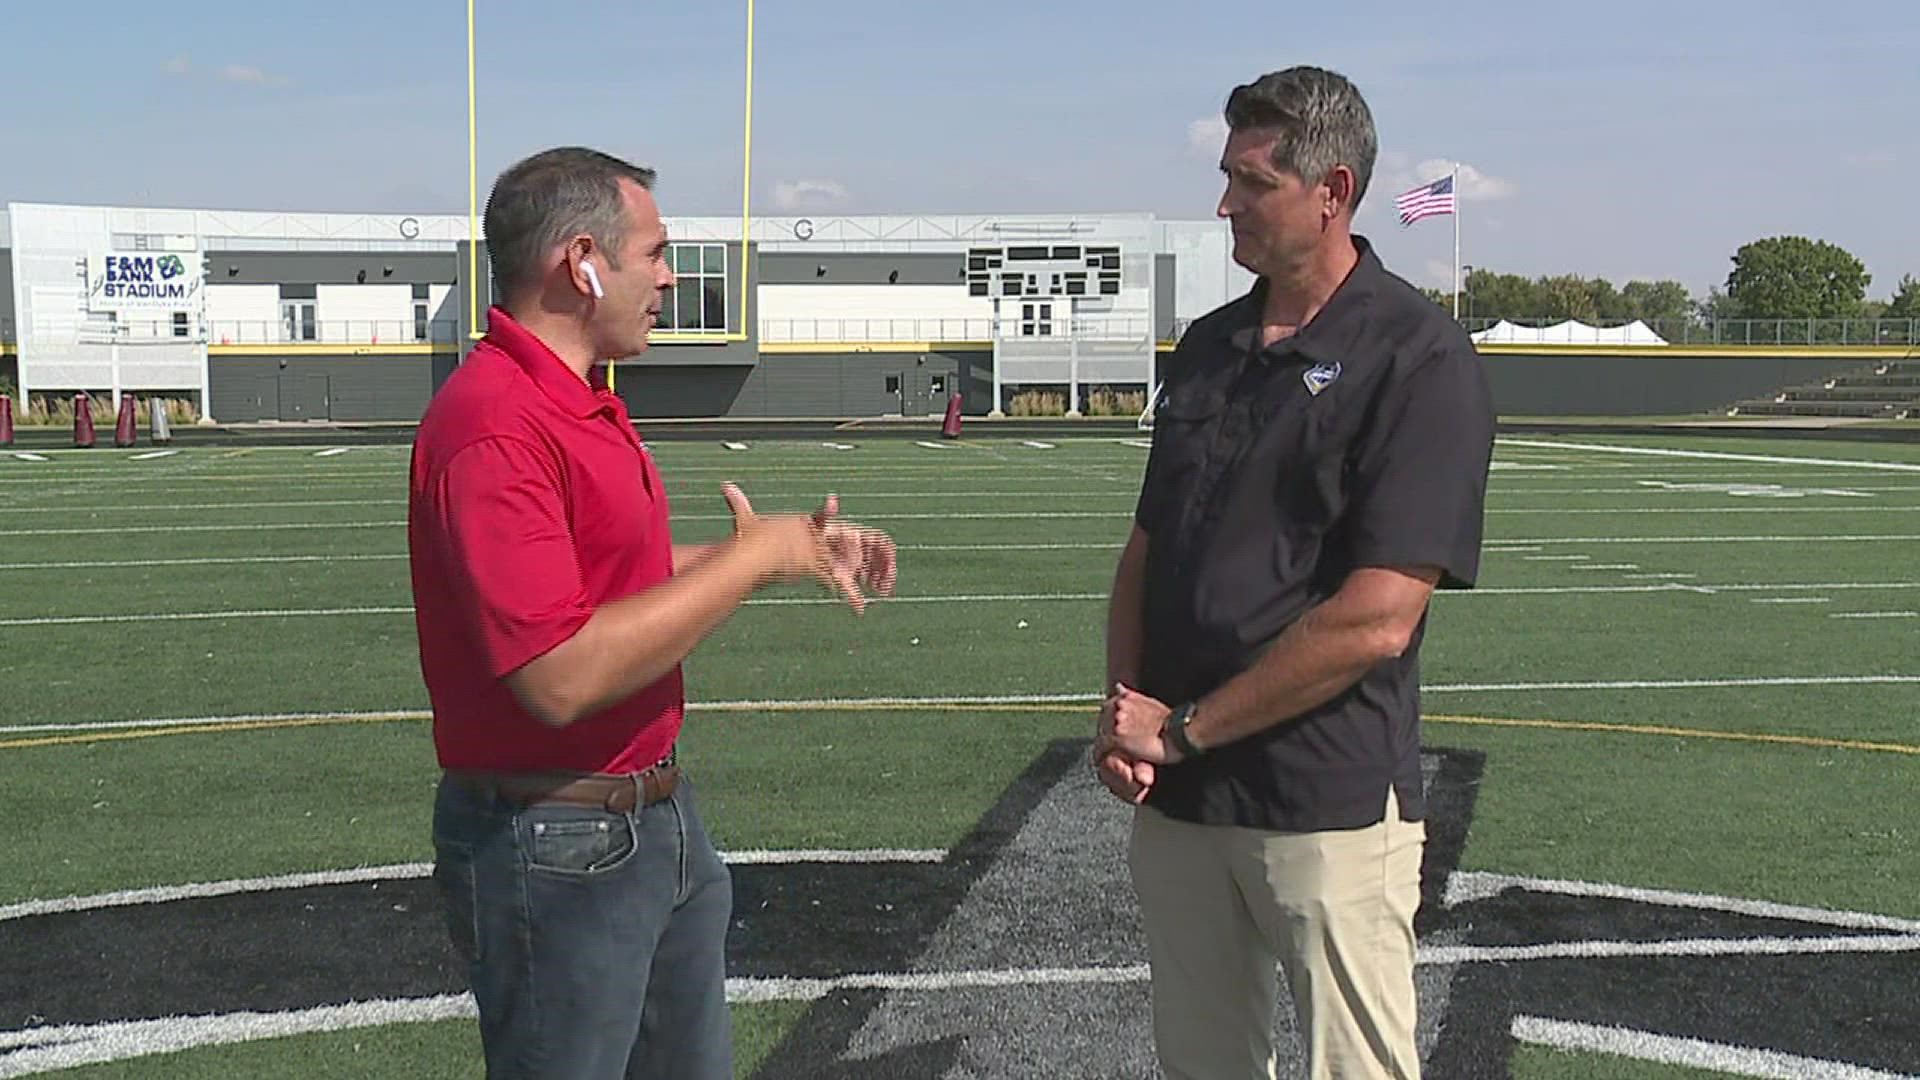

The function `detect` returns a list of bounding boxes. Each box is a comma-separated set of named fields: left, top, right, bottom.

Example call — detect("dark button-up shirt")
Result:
left=1134, top=236, right=1494, bottom=832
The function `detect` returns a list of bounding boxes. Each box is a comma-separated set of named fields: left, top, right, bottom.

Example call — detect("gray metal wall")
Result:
left=606, top=349, right=1889, bottom=420
left=208, top=354, right=436, bottom=422
left=1481, top=354, right=1878, bottom=415
left=208, top=250, right=460, bottom=286
left=616, top=350, right=971, bottom=419
left=0, top=249, right=13, bottom=330
left=759, top=252, right=964, bottom=286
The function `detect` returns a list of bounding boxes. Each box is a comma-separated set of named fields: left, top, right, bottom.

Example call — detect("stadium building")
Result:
left=3, top=200, right=1907, bottom=427
left=0, top=201, right=1246, bottom=424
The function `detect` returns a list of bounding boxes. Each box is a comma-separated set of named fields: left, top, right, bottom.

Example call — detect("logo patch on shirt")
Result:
left=1302, top=360, right=1342, bottom=397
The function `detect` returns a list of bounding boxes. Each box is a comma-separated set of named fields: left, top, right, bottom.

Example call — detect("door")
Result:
left=277, top=372, right=331, bottom=421
left=899, top=369, right=934, bottom=417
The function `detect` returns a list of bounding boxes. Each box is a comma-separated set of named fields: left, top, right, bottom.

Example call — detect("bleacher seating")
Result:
left=1725, top=359, right=1920, bottom=420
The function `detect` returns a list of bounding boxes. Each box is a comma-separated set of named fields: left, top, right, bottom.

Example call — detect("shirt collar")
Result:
left=482, top=305, right=615, bottom=420
left=1211, top=234, right=1386, bottom=367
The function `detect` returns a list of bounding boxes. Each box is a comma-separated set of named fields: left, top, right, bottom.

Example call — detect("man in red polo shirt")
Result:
left=409, top=146, right=897, bottom=1080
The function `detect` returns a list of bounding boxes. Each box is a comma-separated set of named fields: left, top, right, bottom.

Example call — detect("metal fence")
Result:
left=1461, top=317, right=1919, bottom=347
left=1162, top=316, right=1918, bottom=347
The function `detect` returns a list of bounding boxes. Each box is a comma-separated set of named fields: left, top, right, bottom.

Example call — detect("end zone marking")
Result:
left=1511, top=1015, right=1915, bottom=1079
left=1444, top=871, right=1920, bottom=933
left=0, top=847, right=951, bottom=922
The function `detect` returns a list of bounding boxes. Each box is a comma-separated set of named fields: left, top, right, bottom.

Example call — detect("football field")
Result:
left=2, top=432, right=1916, bottom=1078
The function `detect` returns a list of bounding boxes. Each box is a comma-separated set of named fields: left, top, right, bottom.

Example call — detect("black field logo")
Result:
left=3, top=742, right=1916, bottom=1077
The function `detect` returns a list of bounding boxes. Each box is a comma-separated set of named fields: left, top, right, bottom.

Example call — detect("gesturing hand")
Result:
left=721, top=483, right=898, bottom=614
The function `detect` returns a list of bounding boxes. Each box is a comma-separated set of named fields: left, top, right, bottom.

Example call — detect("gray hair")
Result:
left=1224, top=67, right=1378, bottom=211
left=483, top=146, right=657, bottom=301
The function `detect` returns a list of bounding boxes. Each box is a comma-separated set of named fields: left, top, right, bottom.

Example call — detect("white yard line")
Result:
left=10, top=582, right=1920, bottom=625
left=8, top=677, right=1916, bottom=736
left=1495, top=438, right=1920, bottom=474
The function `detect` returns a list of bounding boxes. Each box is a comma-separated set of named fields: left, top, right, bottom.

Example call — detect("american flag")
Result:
left=1395, top=174, right=1455, bottom=226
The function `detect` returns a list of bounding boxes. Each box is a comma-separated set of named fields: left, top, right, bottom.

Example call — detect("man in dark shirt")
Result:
left=1094, top=67, right=1494, bottom=1079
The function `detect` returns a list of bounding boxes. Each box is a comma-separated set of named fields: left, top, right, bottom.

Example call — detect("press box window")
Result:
left=659, top=243, right=729, bottom=333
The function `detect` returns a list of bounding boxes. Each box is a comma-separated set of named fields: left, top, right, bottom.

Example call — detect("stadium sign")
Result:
left=87, top=251, right=203, bottom=313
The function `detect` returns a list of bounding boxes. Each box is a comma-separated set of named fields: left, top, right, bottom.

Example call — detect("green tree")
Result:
left=1620, top=280, right=1693, bottom=323
left=1536, top=275, right=1601, bottom=321
left=1464, top=270, right=1540, bottom=320
left=1724, top=236, right=1870, bottom=318
left=1884, top=274, right=1920, bottom=319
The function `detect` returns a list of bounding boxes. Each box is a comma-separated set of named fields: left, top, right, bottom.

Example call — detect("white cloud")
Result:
left=771, top=179, right=850, bottom=212
left=1424, top=259, right=1463, bottom=289
left=1414, top=159, right=1514, bottom=201
left=162, top=55, right=191, bottom=77
left=1371, top=156, right=1515, bottom=207
left=218, top=64, right=290, bottom=87
left=1187, top=116, right=1229, bottom=158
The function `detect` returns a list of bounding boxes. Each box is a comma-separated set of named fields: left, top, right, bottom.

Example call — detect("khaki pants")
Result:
left=1127, top=788, right=1425, bottom=1080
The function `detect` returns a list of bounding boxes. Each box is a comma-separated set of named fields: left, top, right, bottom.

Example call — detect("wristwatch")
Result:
left=1165, top=701, right=1204, bottom=759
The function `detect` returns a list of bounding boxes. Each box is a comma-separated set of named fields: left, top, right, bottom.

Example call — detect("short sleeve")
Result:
left=1345, top=342, right=1495, bottom=588
left=424, top=436, right=594, bottom=676
left=1134, top=424, right=1172, bottom=535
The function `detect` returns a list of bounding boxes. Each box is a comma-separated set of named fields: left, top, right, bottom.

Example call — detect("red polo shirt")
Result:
left=407, top=306, right=682, bottom=773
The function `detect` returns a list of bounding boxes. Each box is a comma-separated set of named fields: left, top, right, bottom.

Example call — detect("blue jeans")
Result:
left=431, top=771, right=733, bottom=1080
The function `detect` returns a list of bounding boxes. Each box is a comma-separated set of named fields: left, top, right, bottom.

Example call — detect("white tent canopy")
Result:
left=1470, top=319, right=1668, bottom=346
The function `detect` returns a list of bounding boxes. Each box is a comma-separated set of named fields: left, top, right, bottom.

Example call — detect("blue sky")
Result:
left=4, top=0, right=1914, bottom=298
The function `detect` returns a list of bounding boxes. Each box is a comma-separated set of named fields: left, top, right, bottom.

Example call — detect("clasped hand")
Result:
left=1092, top=683, right=1180, bottom=804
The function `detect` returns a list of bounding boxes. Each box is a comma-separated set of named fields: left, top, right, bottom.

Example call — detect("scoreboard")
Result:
left=964, top=244, right=1124, bottom=302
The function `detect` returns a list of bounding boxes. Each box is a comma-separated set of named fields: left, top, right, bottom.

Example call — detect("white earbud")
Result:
left=580, top=259, right=605, bottom=299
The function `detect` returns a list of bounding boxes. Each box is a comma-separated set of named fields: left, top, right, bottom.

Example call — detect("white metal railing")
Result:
left=203, top=318, right=462, bottom=345
left=756, top=316, right=1163, bottom=343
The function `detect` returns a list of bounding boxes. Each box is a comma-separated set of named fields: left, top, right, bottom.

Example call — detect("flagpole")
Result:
left=1451, top=162, right=1461, bottom=320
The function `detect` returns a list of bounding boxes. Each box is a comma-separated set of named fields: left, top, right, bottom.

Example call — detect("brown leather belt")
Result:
left=450, top=757, right=680, bottom=813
